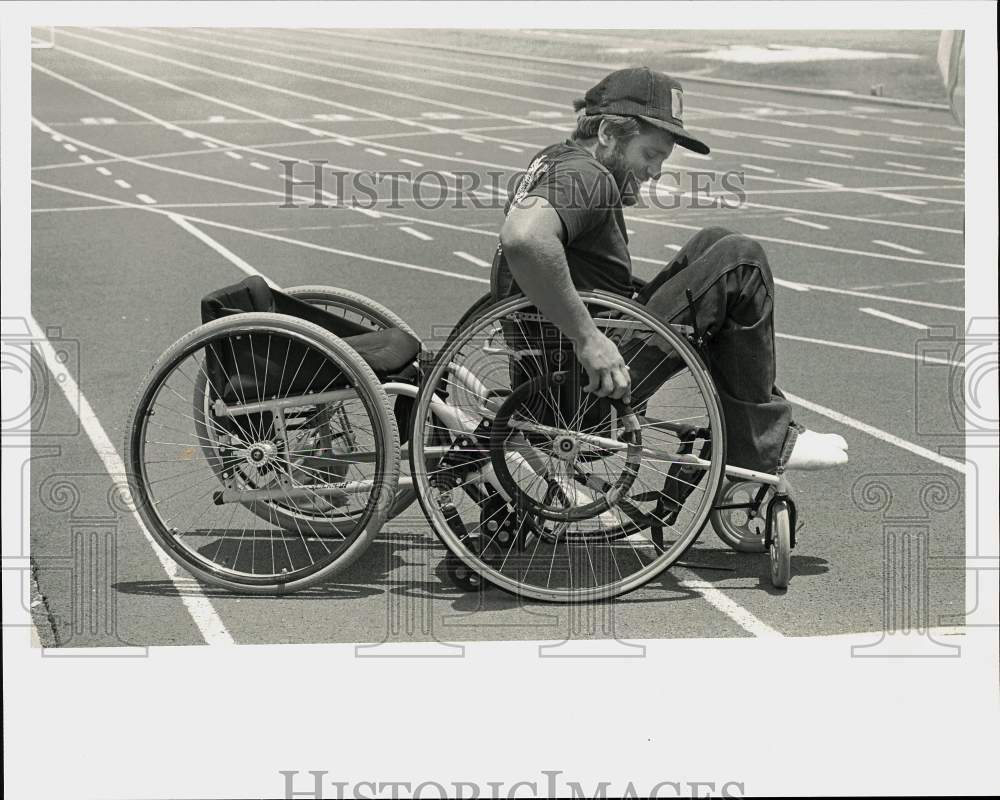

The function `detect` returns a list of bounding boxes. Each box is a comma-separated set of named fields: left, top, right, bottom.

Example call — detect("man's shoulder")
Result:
left=523, top=142, right=617, bottom=196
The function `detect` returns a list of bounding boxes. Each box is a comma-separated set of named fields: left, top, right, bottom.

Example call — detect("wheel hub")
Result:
left=553, top=434, right=578, bottom=462
left=245, top=440, right=279, bottom=468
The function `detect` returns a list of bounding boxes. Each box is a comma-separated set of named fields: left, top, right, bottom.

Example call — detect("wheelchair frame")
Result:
left=126, top=284, right=797, bottom=599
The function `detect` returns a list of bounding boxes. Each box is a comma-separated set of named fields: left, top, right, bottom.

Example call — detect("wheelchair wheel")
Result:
left=283, top=285, right=419, bottom=341
left=284, top=285, right=418, bottom=521
left=769, top=499, right=792, bottom=589
left=709, top=480, right=771, bottom=553
left=126, top=312, right=399, bottom=594
left=409, top=291, right=727, bottom=602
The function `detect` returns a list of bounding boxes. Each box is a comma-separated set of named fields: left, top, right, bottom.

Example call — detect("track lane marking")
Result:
left=24, top=314, right=234, bottom=645
left=858, top=307, right=930, bottom=330
left=398, top=225, right=433, bottom=241
left=453, top=251, right=492, bottom=268
left=782, top=216, right=829, bottom=230
left=777, top=331, right=959, bottom=367
left=872, top=239, right=925, bottom=255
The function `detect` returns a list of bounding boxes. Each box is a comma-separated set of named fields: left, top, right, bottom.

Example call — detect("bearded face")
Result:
left=594, top=138, right=642, bottom=206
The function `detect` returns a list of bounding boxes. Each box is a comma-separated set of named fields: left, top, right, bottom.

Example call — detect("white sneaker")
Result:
left=786, top=429, right=848, bottom=471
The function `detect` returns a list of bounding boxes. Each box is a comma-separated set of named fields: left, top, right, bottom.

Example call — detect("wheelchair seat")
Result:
left=338, top=327, right=420, bottom=376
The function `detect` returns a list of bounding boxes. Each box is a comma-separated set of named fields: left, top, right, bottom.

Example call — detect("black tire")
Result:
left=769, top=499, right=792, bottom=589
left=125, top=312, right=399, bottom=594
left=410, top=291, right=727, bottom=603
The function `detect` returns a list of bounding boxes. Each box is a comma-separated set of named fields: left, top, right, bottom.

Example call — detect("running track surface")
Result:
left=28, top=28, right=967, bottom=648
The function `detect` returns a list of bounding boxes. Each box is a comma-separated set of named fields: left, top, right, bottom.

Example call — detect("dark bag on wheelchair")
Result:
left=200, top=275, right=420, bottom=403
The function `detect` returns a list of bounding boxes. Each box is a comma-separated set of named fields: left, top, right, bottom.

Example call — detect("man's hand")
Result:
left=575, top=330, right=631, bottom=402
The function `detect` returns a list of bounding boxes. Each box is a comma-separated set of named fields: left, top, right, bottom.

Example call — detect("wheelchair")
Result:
left=124, top=276, right=798, bottom=601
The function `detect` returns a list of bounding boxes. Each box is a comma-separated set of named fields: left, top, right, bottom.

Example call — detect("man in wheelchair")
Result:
left=492, top=66, right=848, bottom=478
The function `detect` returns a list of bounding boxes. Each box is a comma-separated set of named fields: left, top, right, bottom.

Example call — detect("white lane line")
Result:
left=872, top=239, right=925, bottom=255
left=499, top=144, right=524, bottom=153
left=775, top=279, right=961, bottom=311
left=354, top=207, right=381, bottom=218
left=208, top=114, right=226, bottom=122
left=77, top=154, right=94, bottom=164
left=858, top=307, right=930, bottom=330
left=777, top=332, right=960, bottom=367
left=665, top=244, right=681, bottom=251
left=805, top=177, right=843, bottom=188
left=819, top=149, right=853, bottom=159
left=200, top=140, right=219, bottom=148
left=774, top=277, right=810, bottom=292
left=135, top=193, right=156, bottom=204
left=399, top=158, right=423, bottom=167
left=740, top=163, right=775, bottom=174
left=782, top=216, right=829, bottom=231
left=62, top=143, right=78, bottom=152
left=25, top=314, right=234, bottom=645
left=453, top=250, right=492, bottom=268
left=885, top=160, right=925, bottom=171
left=398, top=225, right=433, bottom=241
left=364, top=147, right=387, bottom=156
left=96, top=166, right=111, bottom=176
left=249, top=161, right=269, bottom=170
left=858, top=190, right=927, bottom=206
left=785, top=391, right=966, bottom=474
left=224, top=151, right=243, bottom=160
left=114, top=178, right=131, bottom=189
left=675, top=569, right=783, bottom=638
left=854, top=277, right=964, bottom=291
left=630, top=216, right=961, bottom=270
left=763, top=139, right=791, bottom=148
left=168, top=213, right=276, bottom=285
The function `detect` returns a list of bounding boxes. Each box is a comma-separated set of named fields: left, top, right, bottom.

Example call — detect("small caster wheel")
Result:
left=769, top=499, right=792, bottom=589
left=445, top=553, right=486, bottom=592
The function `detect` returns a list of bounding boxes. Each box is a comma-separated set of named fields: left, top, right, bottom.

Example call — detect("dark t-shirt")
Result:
left=490, top=140, right=633, bottom=300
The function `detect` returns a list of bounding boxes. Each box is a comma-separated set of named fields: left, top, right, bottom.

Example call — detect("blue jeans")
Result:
left=631, top=226, right=797, bottom=472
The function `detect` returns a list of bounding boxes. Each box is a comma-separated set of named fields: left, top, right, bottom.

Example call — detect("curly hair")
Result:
left=571, top=97, right=643, bottom=141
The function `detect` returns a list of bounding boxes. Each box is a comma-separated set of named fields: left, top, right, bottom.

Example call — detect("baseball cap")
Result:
left=583, top=67, right=710, bottom=155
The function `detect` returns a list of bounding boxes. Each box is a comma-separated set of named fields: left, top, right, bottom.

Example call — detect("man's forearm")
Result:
left=501, top=235, right=600, bottom=344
